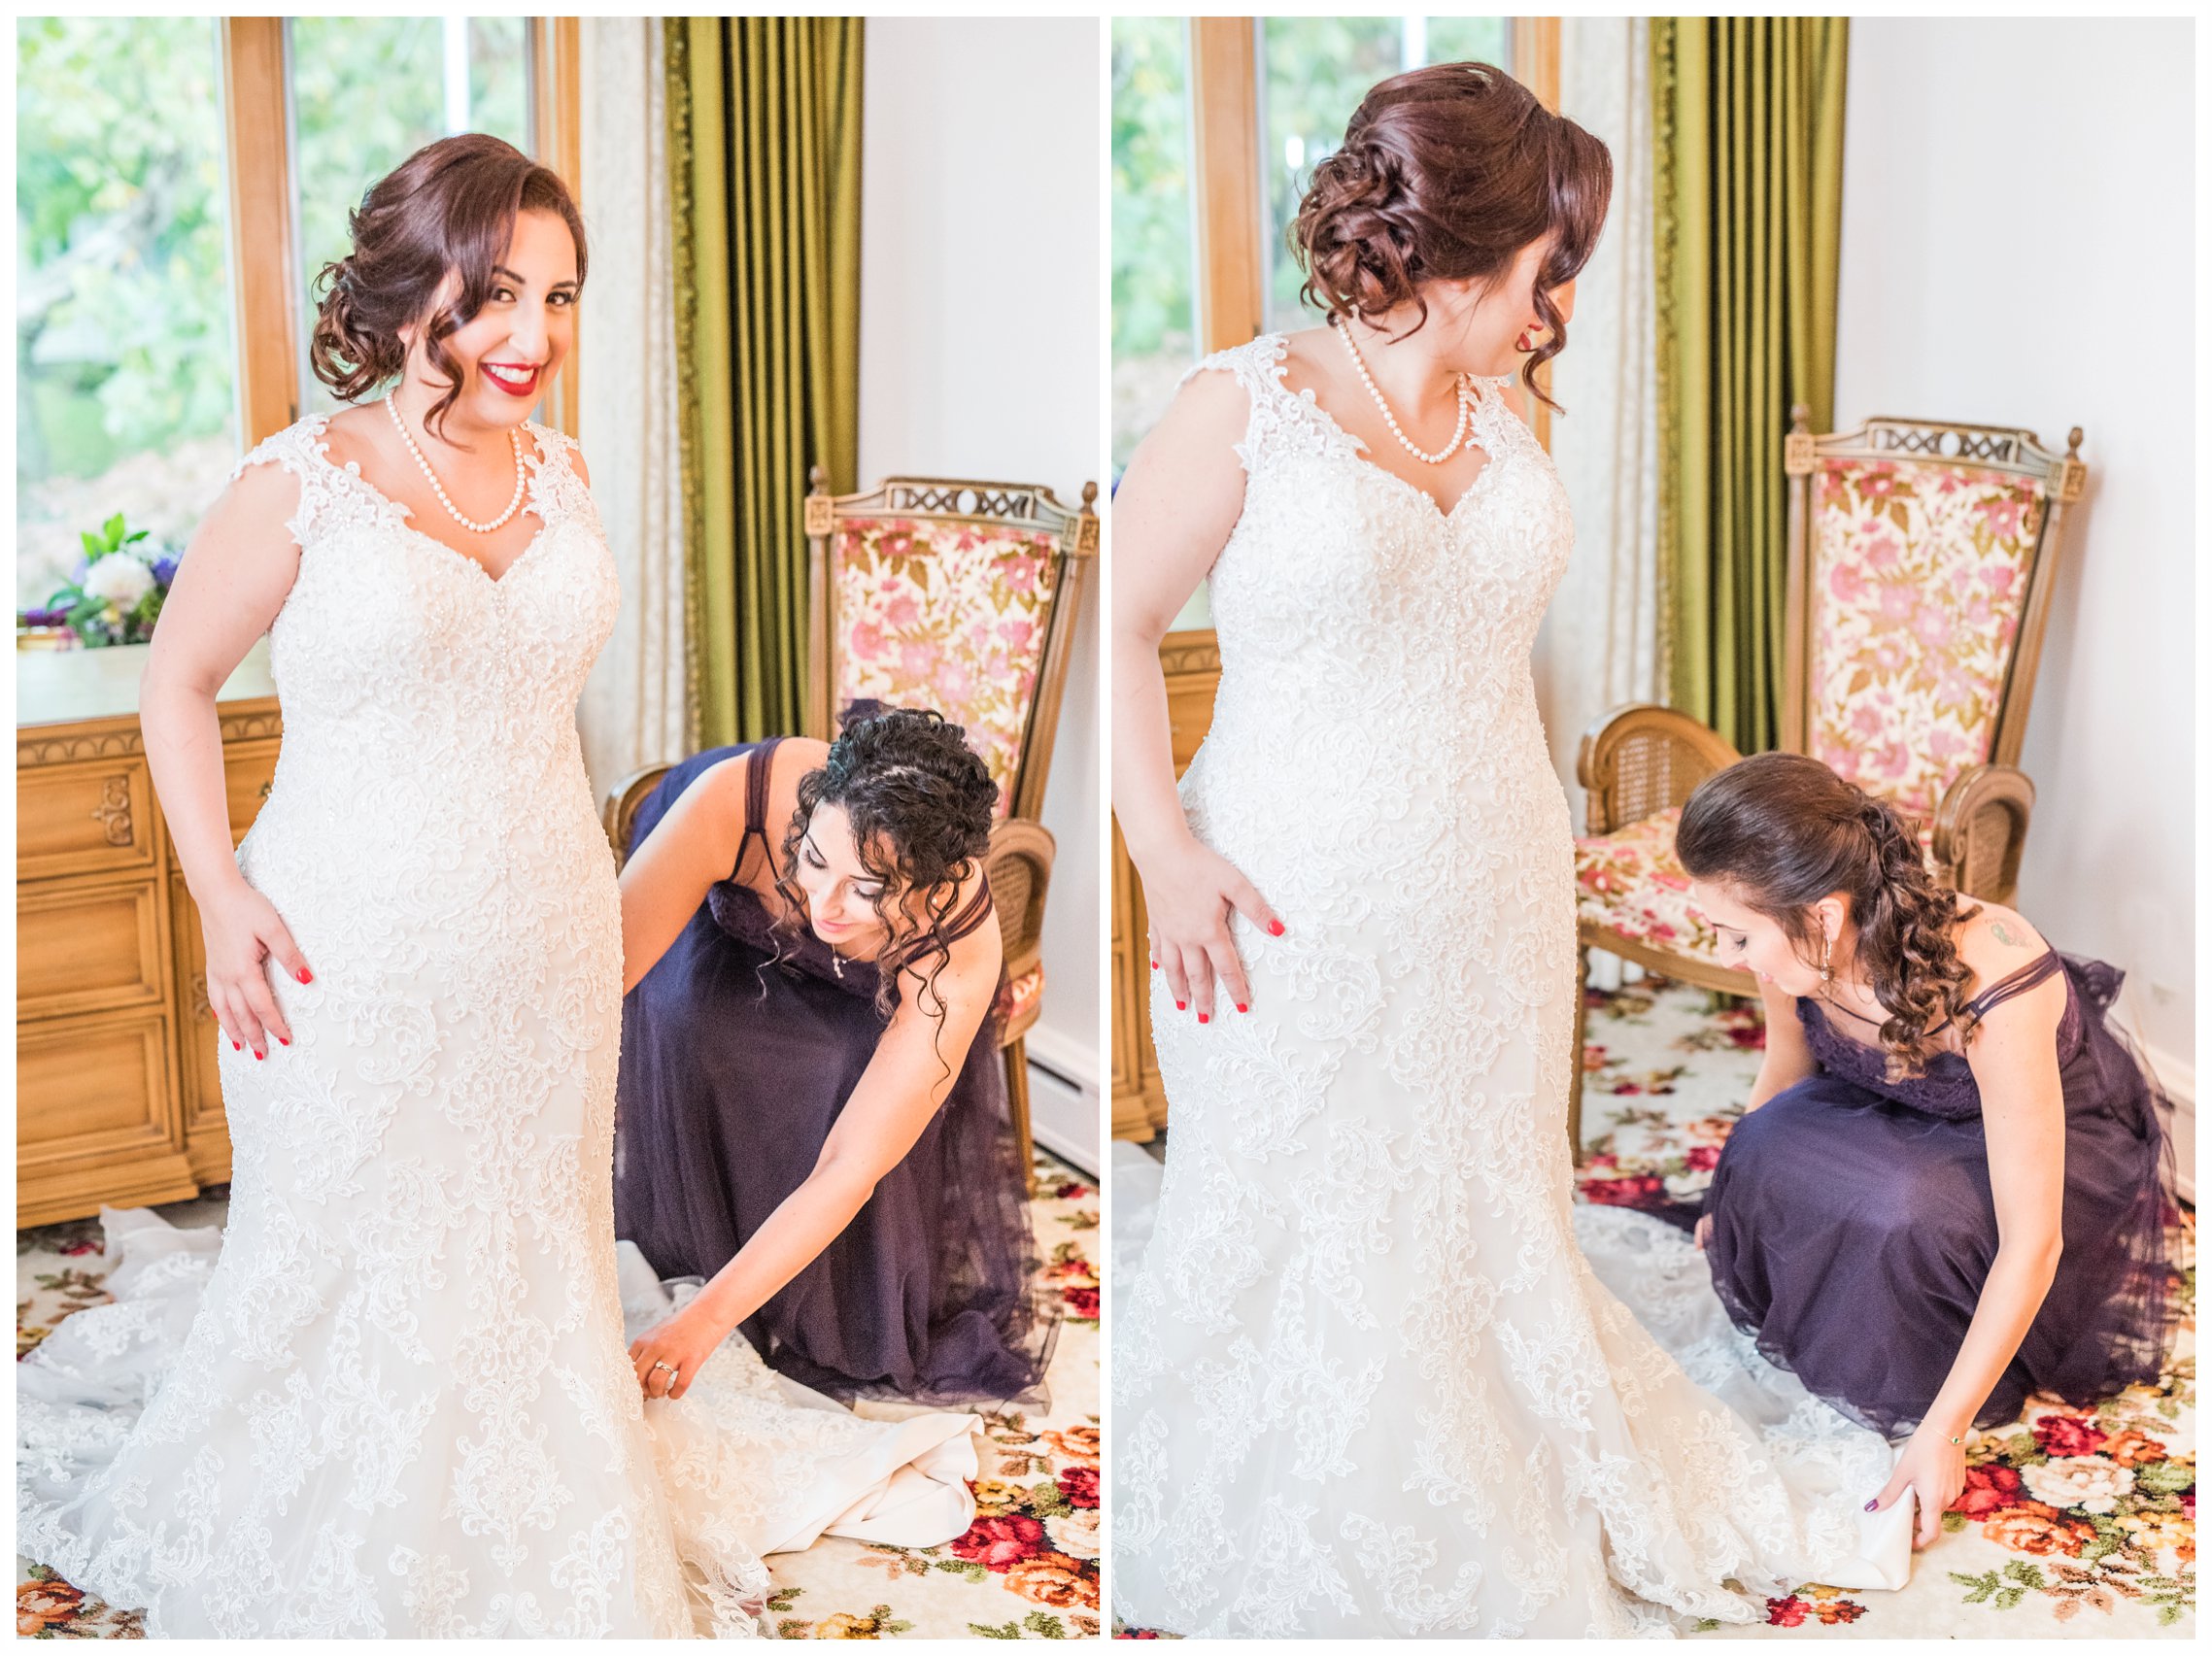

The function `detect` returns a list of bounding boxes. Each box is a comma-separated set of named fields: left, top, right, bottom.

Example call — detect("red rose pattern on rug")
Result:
left=17, top=1156, right=1102, bottom=1640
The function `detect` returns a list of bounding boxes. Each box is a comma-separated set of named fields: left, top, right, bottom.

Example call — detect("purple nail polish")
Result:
left=1863, top=1500, right=1876, bottom=1511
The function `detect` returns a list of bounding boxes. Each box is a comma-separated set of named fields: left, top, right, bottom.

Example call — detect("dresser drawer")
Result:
left=17, top=1007, right=182, bottom=1160
left=16, top=876, right=167, bottom=1020
left=17, top=760, right=157, bottom=881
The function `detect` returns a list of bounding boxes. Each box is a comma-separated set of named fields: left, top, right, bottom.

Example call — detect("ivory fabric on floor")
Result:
left=17, top=1153, right=1101, bottom=1641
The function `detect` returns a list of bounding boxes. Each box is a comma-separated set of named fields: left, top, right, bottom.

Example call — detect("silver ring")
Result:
left=651, top=1360, right=678, bottom=1378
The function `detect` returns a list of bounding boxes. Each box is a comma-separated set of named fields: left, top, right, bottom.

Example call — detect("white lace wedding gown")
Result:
left=1111, top=337, right=1912, bottom=1638
left=15, top=418, right=980, bottom=1639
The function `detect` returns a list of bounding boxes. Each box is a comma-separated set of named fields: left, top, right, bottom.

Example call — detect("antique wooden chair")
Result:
left=606, top=469, right=1097, bottom=1196
left=1566, top=408, right=2089, bottom=1160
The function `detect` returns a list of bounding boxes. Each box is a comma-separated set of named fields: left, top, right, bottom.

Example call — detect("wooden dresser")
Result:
left=17, top=641, right=281, bottom=1227
left=1108, top=628, right=1221, bottom=1142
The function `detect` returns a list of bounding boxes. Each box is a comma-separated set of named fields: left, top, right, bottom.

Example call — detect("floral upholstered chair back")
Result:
left=1790, top=421, right=2080, bottom=822
left=805, top=473, right=1099, bottom=822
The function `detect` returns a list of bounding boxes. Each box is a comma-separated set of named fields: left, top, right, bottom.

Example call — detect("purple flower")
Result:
left=151, top=555, right=179, bottom=588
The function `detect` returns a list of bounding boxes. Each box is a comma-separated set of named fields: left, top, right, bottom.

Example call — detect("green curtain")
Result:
left=666, top=17, right=863, bottom=748
left=1651, top=17, right=1847, bottom=755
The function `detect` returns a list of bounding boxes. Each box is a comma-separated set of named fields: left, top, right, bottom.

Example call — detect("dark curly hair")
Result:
left=1290, top=62, right=1612, bottom=413
left=1676, top=753, right=1984, bottom=1080
left=770, top=707, right=998, bottom=1036
left=308, top=133, right=586, bottom=439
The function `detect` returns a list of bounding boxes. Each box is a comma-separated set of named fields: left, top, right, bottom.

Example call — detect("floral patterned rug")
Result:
left=17, top=1152, right=1100, bottom=1640
left=1577, top=974, right=2195, bottom=1639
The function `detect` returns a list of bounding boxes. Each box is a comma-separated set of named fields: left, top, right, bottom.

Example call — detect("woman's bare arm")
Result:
left=1110, top=368, right=1283, bottom=1022
left=1924, top=923, right=2069, bottom=1435
left=616, top=756, right=748, bottom=994
left=141, top=462, right=313, bottom=1054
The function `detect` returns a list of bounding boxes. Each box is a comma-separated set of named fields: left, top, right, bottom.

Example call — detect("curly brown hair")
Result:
left=770, top=707, right=998, bottom=1042
left=1289, top=61, right=1612, bottom=412
left=308, top=133, right=586, bottom=439
left=1676, top=753, right=1984, bottom=1079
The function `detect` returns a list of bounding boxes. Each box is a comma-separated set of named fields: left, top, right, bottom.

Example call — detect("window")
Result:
left=1110, top=18, right=1200, bottom=474
left=16, top=17, right=237, bottom=609
left=13, top=17, right=575, bottom=611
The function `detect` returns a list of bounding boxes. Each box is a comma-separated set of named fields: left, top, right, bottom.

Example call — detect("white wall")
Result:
left=858, top=17, right=1103, bottom=1164
left=1833, top=18, right=2195, bottom=1086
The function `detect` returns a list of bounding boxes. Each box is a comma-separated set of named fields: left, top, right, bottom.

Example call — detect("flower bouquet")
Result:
left=18, top=513, right=178, bottom=648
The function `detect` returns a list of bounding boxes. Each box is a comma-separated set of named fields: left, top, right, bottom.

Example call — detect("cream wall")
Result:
left=1832, top=19, right=2195, bottom=1097
left=857, top=17, right=1103, bottom=1165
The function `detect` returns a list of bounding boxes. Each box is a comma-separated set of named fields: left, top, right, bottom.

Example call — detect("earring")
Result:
left=1820, top=929, right=1833, bottom=985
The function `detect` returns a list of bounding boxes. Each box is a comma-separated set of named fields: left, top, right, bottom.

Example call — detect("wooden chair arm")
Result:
left=604, top=762, right=676, bottom=870
left=984, top=816, right=1055, bottom=985
left=1576, top=702, right=1742, bottom=837
left=1931, top=762, right=2036, bottom=904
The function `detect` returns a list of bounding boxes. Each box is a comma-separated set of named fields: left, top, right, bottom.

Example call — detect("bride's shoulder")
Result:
left=525, top=420, right=590, bottom=487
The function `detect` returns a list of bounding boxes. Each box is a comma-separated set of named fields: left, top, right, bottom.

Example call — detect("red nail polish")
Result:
left=231, top=1040, right=241, bottom=1051
left=1149, top=960, right=1159, bottom=970
left=1198, top=1013, right=1209, bottom=1024
left=1237, top=1003, right=1249, bottom=1013
left=1268, top=920, right=1285, bottom=936
left=1174, top=1000, right=1186, bottom=1011
left=277, top=1036, right=289, bottom=1047
left=253, top=1050, right=264, bottom=1062
left=297, top=968, right=313, bottom=984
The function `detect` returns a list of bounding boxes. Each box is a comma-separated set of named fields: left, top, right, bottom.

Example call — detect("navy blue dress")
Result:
left=1703, top=949, right=2180, bottom=1439
left=614, top=738, right=1053, bottom=1406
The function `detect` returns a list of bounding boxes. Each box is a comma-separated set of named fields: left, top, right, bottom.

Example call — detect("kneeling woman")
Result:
left=614, top=708, right=1052, bottom=1404
left=1677, top=753, right=2179, bottom=1516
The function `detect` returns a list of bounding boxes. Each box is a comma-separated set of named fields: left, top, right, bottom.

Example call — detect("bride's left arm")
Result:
left=1872, top=922, right=2066, bottom=1544
left=630, top=891, right=1004, bottom=1397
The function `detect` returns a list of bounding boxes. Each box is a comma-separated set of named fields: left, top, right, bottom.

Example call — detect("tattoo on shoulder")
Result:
left=1990, top=918, right=2029, bottom=948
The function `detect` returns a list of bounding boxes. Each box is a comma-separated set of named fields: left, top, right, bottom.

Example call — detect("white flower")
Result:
left=83, top=552, right=153, bottom=608
left=2021, top=1454, right=2135, bottom=1514
left=1044, top=1505, right=1099, bottom=1560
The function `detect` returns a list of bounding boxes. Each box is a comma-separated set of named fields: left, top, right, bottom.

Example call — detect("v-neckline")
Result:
left=310, top=416, right=555, bottom=587
left=1265, top=336, right=1509, bottom=523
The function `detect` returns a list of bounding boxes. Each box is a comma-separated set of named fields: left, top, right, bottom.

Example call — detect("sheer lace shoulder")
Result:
left=523, top=420, right=603, bottom=535
left=1177, top=332, right=1358, bottom=475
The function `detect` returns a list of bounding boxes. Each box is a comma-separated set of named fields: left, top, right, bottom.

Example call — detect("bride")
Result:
left=16, top=135, right=983, bottom=1638
left=1110, top=64, right=1912, bottom=1637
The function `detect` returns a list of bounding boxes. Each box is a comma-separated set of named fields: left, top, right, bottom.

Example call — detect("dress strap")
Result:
left=1965, top=947, right=2064, bottom=1018
left=735, top=736, right=787, bottom=881
left=940, top=877, right=995, bottom=946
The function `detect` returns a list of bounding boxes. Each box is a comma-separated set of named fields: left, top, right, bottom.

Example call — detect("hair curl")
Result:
left=1290, top=61, right=1612, bottom=412
left=1675, top=753, right=1983, bottom=1079
left=308, top=133, right=586, bottom=439
left=770, top=707, right=998, bottom=1045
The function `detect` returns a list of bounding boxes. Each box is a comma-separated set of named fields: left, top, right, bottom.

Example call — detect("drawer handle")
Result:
left=90, top=774, right=135, bottom=847
left=259, top=780, right=273, bottom=801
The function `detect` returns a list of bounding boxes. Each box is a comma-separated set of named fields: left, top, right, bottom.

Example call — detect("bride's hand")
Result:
left=198, top=875, right=312, bottom=1060
left=1140, top=835, right=1283, bottom=1025
left=1867, top=1421, right=1968, bottom=1550
left=629, top=1302, right=729, bottom=1402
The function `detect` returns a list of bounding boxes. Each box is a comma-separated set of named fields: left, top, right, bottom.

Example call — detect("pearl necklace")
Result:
left=386, top=394, right=527, bottom=534
left=1333, top=316, right=1476, bottom=466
